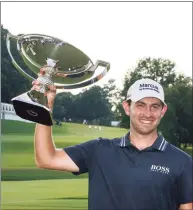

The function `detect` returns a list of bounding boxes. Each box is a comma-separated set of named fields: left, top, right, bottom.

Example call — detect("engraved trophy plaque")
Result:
left=6, top=33, right=110, bottom=125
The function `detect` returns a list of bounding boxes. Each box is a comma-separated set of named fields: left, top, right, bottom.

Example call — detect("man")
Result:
left=33, top=78, right=192, bottom=210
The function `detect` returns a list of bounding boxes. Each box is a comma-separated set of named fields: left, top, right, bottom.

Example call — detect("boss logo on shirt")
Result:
left=150, top=165, right=170, bottom=174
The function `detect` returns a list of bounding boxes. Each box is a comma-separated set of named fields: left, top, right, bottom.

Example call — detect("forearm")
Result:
left=179, top=203, right=193, bottom=210
left=34, top=123, right=56, bottom=166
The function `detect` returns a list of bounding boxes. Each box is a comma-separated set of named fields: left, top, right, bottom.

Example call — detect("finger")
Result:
left=31, top=85, right=41, bottom=91
left=38, top=72, right=44, bottom=77
left=32, top=80, right=40, bottom=85
left=48, top=85, right=56, bottom=92
left=40, top=69, right=45, bottom=75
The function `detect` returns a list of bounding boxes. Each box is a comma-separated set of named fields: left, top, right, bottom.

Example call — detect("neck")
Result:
left=129, top=129, right=158, bottom=150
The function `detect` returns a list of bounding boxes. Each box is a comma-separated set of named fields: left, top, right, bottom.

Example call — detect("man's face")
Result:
left=122, top=97, right=167, bottom=135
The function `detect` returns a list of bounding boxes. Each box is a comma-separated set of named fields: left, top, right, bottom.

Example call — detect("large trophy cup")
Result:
left=6, top=33, right=110, bottom=126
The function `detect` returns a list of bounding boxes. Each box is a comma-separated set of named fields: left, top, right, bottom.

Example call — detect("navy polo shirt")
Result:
left=64, top=133, right=192, bottom=210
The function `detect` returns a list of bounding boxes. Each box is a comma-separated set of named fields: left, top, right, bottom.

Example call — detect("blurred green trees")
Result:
left=2, top=26, right=192, bottom=146
left=116, top=57, right=192, bottom=147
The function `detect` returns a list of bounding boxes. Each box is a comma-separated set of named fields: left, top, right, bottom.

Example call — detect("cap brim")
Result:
left=127, top=91, right=166, bottom=105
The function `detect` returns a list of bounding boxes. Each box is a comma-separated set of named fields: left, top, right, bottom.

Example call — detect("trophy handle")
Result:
left=6, top=33, right=35, bottom=81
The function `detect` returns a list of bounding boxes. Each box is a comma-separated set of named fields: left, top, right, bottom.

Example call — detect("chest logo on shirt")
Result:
left=150, top=165, right=170, bottom=174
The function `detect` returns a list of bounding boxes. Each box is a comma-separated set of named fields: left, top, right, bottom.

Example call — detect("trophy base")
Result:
left=11, top=92, right=53, bottom=126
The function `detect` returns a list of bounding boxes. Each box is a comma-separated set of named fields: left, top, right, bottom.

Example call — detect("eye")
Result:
left=137, top=103, right=145, bottom=108
left=152, top=105, right=160, bottom=109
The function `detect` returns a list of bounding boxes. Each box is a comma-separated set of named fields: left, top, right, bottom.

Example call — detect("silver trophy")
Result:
left=6, top=33, right=110, bottom=125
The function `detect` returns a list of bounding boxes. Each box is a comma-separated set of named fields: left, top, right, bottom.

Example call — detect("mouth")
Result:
left=140, top=120, right=154, bottom=124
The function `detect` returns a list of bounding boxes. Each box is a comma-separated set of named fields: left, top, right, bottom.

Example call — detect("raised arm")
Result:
left=34, top=123, right=79, bottom=172
left=32, top=79, right=79, bottom=172
left=179, top=203, right=193, bottom=210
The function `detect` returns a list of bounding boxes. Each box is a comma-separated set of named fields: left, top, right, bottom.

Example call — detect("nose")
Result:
left=144, top=106, right=152, bottom=117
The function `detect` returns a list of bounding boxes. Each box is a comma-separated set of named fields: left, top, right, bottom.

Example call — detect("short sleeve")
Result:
left=63, top=139, right=99, bottom=175
left=178, top=156, right=193, bottom=204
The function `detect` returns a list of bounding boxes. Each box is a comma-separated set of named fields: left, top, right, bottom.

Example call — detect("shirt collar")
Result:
left=118, top=132, right=168, bottom=152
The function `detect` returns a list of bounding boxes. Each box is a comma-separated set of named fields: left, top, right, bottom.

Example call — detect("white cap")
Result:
left=126, top=78, right=166, bottom=105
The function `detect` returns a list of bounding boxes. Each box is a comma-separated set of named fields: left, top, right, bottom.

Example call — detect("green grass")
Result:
left=1, top=120, right=192, bottom=210
left=1, top=120, right=36, bottom=134
left=1, top=120, right=126, bottom=136
left=2, top=168, right=88, bottom=181
left=1, top=120, right=127, bottom=209
left=1, top=179, right=88, bottom=210
left=1, top=120, right=127, bottom=180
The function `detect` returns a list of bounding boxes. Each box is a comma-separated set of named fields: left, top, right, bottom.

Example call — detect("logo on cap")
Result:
left=139, top=83, right=160, bottom=93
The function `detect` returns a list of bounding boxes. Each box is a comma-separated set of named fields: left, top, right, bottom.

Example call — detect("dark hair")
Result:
left=126, top=99, right=131, bottom=106
left=127, top=99, right=165, bottom=109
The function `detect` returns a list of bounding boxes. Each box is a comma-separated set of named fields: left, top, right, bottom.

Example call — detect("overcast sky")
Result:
left=1, top=2, right=192, bottom=92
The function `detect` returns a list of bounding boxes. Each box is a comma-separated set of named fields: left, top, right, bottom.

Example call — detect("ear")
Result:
left=161, top=105, right=168, bottom=118
left=122, top=100, right=130, bottom=116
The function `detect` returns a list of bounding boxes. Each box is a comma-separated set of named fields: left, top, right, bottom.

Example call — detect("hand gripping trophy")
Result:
left=29, top=58, right=59, bottom=105
left=6, top=33, right=110, bottom=125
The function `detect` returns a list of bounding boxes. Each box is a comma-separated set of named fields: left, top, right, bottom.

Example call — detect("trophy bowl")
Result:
left=6, top=33, right=110, bottom=126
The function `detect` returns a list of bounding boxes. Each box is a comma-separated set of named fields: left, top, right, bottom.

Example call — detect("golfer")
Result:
left=33, top=78, right=192, bottom=210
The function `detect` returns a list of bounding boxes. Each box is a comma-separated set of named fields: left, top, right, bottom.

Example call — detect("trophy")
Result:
left=6, top=33, right=110, bottom=126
